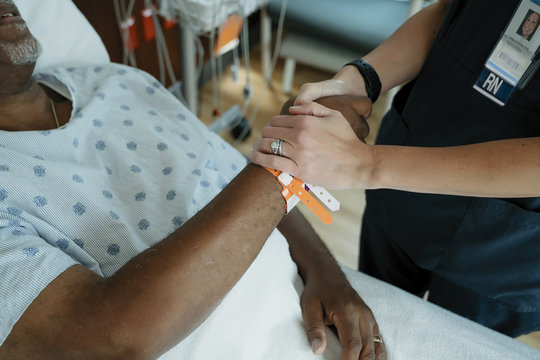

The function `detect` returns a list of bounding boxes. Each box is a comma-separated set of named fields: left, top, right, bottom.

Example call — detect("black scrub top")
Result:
left=365, top=0, right=540, bottom=327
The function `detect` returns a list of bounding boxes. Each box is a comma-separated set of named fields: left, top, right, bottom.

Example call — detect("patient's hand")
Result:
left=278, top=210, right=386, bottom=360
left=300, top=264, right=386, bottom=360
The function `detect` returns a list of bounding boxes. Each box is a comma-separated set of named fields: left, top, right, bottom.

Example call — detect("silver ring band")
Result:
left=270, top=139, right=283, bottom=156
left=373, top=335, right=384, bottom=344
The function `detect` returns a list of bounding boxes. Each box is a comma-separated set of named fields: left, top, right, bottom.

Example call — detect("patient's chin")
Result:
left=0, top=35, right=42, bottom=66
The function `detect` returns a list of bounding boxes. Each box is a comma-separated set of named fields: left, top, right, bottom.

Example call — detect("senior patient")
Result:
left=0, top=2, right=384, bottom=360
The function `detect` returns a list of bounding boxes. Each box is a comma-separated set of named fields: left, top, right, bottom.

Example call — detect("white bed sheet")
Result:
left=158, top=230, right=540, bottom=360
left=342, top=267, right=540, bottom=359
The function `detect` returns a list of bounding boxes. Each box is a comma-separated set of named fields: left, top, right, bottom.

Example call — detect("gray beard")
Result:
left=0, top=23, right=42, bottom=65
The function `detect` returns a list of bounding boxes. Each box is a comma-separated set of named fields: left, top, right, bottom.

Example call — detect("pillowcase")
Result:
left=13, top=0, right=110, bottom=72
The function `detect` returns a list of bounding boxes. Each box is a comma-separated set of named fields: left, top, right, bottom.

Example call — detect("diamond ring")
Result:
left=270, top=139, right=283, bottom=156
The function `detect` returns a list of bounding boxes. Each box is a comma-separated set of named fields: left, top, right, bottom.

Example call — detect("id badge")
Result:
left=474, top=0, right=540, bottom=105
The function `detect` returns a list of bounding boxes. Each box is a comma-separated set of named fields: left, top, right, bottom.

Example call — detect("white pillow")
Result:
left=13, top=0, right=110, bottom=72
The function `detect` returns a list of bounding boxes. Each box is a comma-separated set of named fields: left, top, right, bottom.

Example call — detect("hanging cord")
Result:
left=267, top=0, right=288, bottom=86
left=146, top=0, right=181, bottom=94
left=218, top=53, right=225, bottom=114
left=112, top=0, right=127, bottom=64
left=156, top=20, right=166, bottom=84
left=213, top=2, right=251, bottom=126
left=126, top=0, right=136, bottom=20
left=195, top=33, right=206, bottom=117
left=194, top=33, right=205, bottom=82
left=145, top=0, right=165, bottom=85
left=147, top=0, right=187, bottom=102
left=113, top=0, right=138, bottom=67
left=125, top=0, right=138, bottom=66
left=209, top=0, right=255, bottom=118
left=209, top=26, right=219, bottom=115
left=208, top=0, right=223, bottom=116
left=240, top=17, right=252, bottom=114
left=231, top=43, right=240, bottom=83
left=233, top=0, right=288, bottom=146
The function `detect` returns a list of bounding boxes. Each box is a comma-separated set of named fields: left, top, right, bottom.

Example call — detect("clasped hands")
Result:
left=249, top=94, right=375, bottom=190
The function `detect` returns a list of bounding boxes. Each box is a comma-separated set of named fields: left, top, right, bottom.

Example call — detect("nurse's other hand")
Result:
left=295, top=65, right=369, bottom=105
left=249, top=100, right=375, bottom=189
left=294, top=79, right=351, bottom=105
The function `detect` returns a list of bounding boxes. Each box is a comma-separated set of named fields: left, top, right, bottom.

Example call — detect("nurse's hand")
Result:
left=301, top=267, right=386, bottom=360
left=295, top=65, right=368, bottom=105
left=249, top=98, right=375, bottom=189
left=280, top=95, right=372, bottom=142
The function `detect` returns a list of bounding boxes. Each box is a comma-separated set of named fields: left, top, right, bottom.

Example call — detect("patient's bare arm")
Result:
left=0, top=164, right=285, bottom=360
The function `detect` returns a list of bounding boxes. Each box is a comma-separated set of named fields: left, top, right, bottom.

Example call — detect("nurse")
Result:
left=250, top=0, right=540, bottom=338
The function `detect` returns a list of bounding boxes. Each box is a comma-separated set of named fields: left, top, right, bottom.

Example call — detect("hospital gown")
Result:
left=0, top=63, right=248, bottom=345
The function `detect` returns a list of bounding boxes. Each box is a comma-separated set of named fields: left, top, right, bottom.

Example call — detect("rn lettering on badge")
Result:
left=473, top=67, right=516, bottom=106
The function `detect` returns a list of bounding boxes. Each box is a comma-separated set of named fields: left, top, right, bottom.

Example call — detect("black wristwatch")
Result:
left=344, top=59, right=382, bottom=103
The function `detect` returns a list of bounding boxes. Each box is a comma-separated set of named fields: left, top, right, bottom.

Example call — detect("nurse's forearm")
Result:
left=337, top=0, right=451, bottom=95
left=367, top=137, right=540, bottom=197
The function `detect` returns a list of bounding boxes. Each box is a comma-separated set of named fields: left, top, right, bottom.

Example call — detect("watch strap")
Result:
left=344, top=59, right=381, bottom=103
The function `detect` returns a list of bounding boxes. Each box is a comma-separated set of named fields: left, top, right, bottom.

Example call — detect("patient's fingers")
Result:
left=357, top=320, right=376, bottom=360
left=372, top=324, right=387, bottom=360
left=300, top=296, right=328, bottom=355
left=358, top=322, right=386, bottom=360
left=333, top=313, right=363, bottom=360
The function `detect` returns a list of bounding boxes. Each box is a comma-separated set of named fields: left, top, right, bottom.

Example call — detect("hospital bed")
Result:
left=12, top=0, right=540, bottom=359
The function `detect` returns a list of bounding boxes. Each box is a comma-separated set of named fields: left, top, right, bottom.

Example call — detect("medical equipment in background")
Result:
left=158, top=0, right=288, bottom=142
left=113, top=0, right=184, bottom=102
left=113, top=0, right=288, bottom=142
